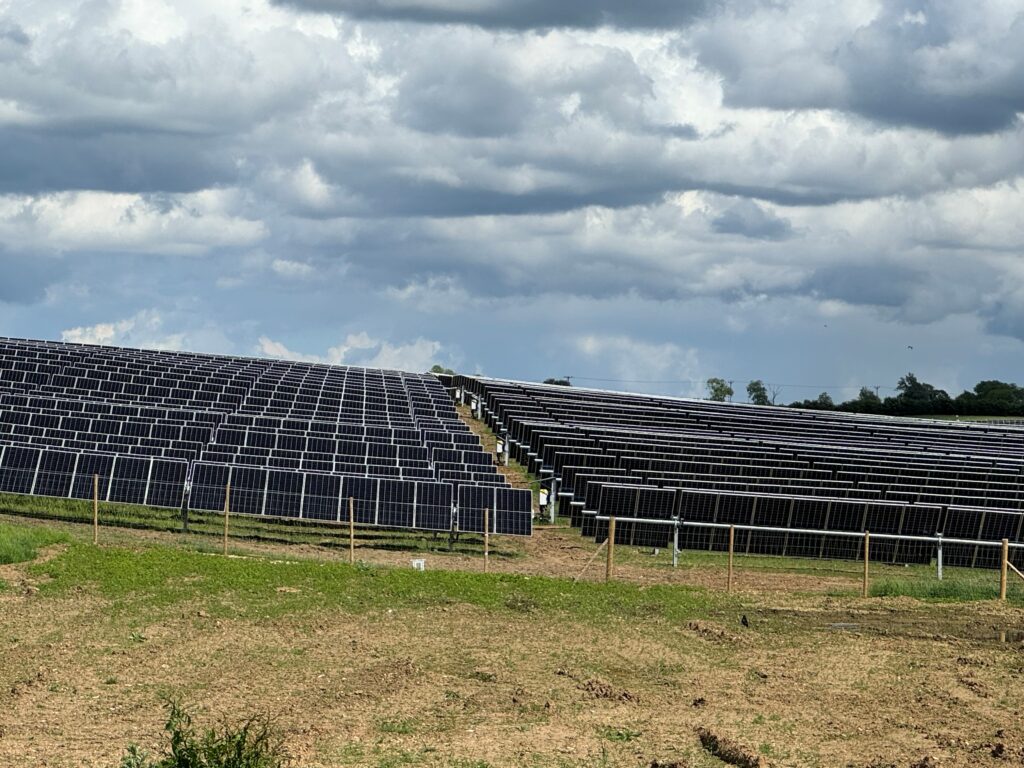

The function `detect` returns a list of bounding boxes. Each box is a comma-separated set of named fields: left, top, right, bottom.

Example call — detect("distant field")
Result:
left=3, top=513, right=1024, bottom=767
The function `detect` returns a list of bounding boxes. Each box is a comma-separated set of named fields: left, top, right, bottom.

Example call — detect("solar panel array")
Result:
left=0, top=338, right=531, bottom=536
left=456, top=376, right=1024, bottom=566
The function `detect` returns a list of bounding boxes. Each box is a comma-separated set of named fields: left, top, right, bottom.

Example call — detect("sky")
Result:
left=1, top=0, right=1023, bottom=403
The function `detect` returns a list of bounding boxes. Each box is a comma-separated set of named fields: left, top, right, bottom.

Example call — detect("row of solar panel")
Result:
left=1, top=395, right=224, bottom=422
left=210, top=429, right=432, bottom=456
left=527, top=427, right=1021, bottom=475
left=480, top=384, right=1024, bottom=463
left=1, top=374, right=459, bottom=422
left=2, top=437, right=198, bottom=462
left=0, top=374, right=448, bottom=405
left=197, top=450, right=435, bottom=478
left=1, top=398, right=468, bottom=446
left=0, top=444, right=188, bottom=507
left=0, top=445, right=532, bottom=535
left=1, top=417, right=213, bottom=443
left=579, top=483, right=1024, bottom=568
left=551, top=448, right=1024, bottom=497
left=567, top=464, right=1024, bottom=511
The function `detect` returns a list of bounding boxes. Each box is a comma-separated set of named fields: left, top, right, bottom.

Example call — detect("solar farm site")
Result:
left=3, top=338, right=1024, bottom=768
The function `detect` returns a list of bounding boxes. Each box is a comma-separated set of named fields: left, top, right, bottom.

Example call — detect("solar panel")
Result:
left=109, top=455, right=151, bottom=505
left=34, top=449, right=76, bottom=498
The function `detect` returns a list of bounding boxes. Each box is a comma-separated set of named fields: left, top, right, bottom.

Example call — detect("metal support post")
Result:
left=549, top=477, right=559, bottom=524
left=672, top=519, right=680, bottom=568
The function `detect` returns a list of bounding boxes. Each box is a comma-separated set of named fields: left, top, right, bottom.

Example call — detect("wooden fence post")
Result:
left=92, top=474, right=99, bottom=546
left=862, top=531, right=871, bottom=598
left=605, top=517, right=616, bottom=583
left=348, top=497, right=355, bottom=565
left=727, top=525, right=735, bottom=593
left=484, top=507, right=490, bottom=573
left=223, top=481, right=231, bottom=556
left=1000, top=538, right=1009, bottom=601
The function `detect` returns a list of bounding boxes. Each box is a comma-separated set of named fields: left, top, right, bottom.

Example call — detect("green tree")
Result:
left=543, top=378, right=572, bottom=386
left=429, top=364, right=455, bottom=375
left=789, top=391, right=836, bottom=410
left=839, top=387, right=883, bottom=414
left=706, top=377, right=734, bottom=402
left=814, top=391, right=834, bottom=409
left=972, top=380, right=1024, bottom=415
left=746, top=380, right=770, bottom=406
left=886, top=373, right=954, bottom=415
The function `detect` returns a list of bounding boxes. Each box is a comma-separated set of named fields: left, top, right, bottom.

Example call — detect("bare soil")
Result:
left=2, top=517, right=1024, bottom=767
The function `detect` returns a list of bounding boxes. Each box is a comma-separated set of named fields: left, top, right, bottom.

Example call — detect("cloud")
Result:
left=692, top=0, right=1024, bottom=136
left=61, top=310, right=185, bottom=350
left=3, top=0, right=1024, bottom=401
left=258, top=332, right=445, bottom=372
left=271, top=258, right=315, bottom=278
left=0, top=190, right=266, bottom=256
left=574, top=334, right=704, bottom=396
left=271, top=0, right=712, bottom=30
left=711, top=199, right=793, bottom=240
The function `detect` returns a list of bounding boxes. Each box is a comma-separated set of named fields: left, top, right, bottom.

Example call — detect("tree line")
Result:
left=707, top=375, right=1024, bottom=417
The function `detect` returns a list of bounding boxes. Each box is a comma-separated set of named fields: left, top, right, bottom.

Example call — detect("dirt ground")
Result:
left=2, top=519, right=1024, bottom=768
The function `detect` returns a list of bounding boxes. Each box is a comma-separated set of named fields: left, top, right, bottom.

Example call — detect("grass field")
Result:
left=3, top=511, right=1024, bottom=767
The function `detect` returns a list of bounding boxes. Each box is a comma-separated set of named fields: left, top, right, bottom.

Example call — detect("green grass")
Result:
left=611, top=538, right=1024, bottom=602
left=0, top=520, right=67, bottom=565
left=597, top=726, right=641, bottom=743
left=871, top=576, right=1024, bottom=602
left=26, top=529, right=723, bottom=624
left=377, top=718, right=417, bottom=735
left=120, top=700, right=288, bottom=768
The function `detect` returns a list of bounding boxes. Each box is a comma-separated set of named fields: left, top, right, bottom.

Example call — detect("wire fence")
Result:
left=5, top=480, right=1024, bottom=601
left=593, top=514, right=1024, bottom=600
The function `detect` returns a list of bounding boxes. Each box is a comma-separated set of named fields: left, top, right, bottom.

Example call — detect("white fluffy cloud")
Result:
left=258, top=332, right=444, bottom=372
left=61, top=310, right=185, bottom=349
left=271, top=258, right=314, bottom=278
left=0, top=190, right=266, bottom=255
left=574, top=334, right=704, bottom=397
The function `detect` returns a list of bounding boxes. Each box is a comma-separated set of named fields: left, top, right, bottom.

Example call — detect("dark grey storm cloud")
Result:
left=272, top=0, right=711, bottom=30
left=0, top=128, right=239, bottom=194
left=694, top=0, right=1024, bottom=135
left=803, top=263, right=924, bottom=310
left=395, top=57, right=534, bottom=137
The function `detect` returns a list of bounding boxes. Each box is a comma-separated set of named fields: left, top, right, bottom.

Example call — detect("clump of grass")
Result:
left=0, top=521, right=67, bottom=565
left=598, top=726, right=641, bottom=743
left=871, top=577, right=1024, bottom=603
left=120, top=700, right=288, bottom=768
left=377, top=718, right=417, bottom=735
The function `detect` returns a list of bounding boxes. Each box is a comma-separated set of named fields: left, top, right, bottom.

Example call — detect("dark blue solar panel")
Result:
left=228, top=466, right=267, bottom=516
left=146, top=459, right=187, bottom=509
left=34, top=449, right=76, bottom=498
left=341, top=476, right=378, bottom=525
left=0, top=445, right=40, bottom=494
left=265, top=469, right=303, bottom=518
left=109, top=455, right=150, bottom=505
left=189, top=462, right=229, bottom=511
left=70, top=452, right=114, bottom=500
left=378, top=479, right=414, bottom=528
